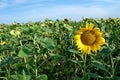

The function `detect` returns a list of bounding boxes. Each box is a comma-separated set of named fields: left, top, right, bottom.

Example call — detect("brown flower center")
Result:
left=81, top=30, right=96, bottom=45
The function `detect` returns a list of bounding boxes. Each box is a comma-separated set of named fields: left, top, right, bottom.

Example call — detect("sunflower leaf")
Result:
left=87, top=72, right=102, bottom=78
left=92, top=60, right=107, bottom=72
left=37, top=37, right=55, bottom=51
left=18, top=48, right=30, bottom=58
left=68, top=49, right=79, bottom=54
left=37, top=74, right=48, bottom=80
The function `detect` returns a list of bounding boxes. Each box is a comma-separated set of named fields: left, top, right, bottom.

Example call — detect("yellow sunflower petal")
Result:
left=91, top=45, right=98, bottom=53
left=80, top=28, right=87, bottom=32
left=95, top=31, right=102, bottom=37
left=96, top=45, right=101, bottom=51
left=89, top=23, right=94, bottom=30
left=75, top=31, right=83, bottom=34
left=74, top=35, right=80, bottom=40
left=86, top=23, right=89, bottom=29
left=80, top=45, right=86, bottom=52
left=77, top=42, right=83, bottom=49
left=0, top=41, right=7, bottom=45
left=86, top=46, right=91, bottom=54
left=93, top=28, right=100, bottom=32
left=96, top=37, right=105, bottom=45
left=76, top=38, right=83, bottom=48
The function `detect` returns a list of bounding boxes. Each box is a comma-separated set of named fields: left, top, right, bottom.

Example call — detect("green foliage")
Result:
left=37, top=74, right=48, bottom=80
left=11, top=70, right=31, bottom=80
left=0, top=18, right=120, bottom=80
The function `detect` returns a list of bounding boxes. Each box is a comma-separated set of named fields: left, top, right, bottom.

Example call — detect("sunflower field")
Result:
left=0, top=18, right=120, bottom=80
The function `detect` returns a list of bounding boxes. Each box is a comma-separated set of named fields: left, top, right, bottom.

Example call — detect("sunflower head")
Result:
left=0, top=41, right=7, bottom=45
left=74, top=23, right=105, bottom=54
left=10, top=30, right=23, bottom=37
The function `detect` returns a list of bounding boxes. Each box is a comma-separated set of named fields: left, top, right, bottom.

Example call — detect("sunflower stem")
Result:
left=82, top=54, right=87, bottom=78
left=110, top=53, right=115, bottom=79
left=33, top=34, right=38, bottom=79
left=19, top=37, right=27, bottom=68
left=34, top=55, right=38, bottom=79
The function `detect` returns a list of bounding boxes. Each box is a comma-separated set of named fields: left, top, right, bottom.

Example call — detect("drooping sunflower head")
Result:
left=10, top=30, right=23, bottom=37
left=0, top=41, right=7, bottom=45
left=74, top=23, right=105, bottom=54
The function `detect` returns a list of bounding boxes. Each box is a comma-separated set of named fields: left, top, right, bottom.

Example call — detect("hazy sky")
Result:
left=0, top=0, right=120, bottom=24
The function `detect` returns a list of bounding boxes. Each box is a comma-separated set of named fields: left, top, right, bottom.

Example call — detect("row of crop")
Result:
left=0, top=18, right=120, bottom=80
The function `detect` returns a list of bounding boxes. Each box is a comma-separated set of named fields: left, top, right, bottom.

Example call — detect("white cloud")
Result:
left=10, top=5, right=110, bottom=23
left=0, top=0, right=119, bottom=24
left=0, top=0, right=8, bottom=9
left=0, top=2, right=7, bottom=9
left=37, top=5, right=110, bottom=19
left=0, top=5, right=113, bottom=24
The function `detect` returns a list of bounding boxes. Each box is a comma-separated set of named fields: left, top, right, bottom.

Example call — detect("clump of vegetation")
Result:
left=0, top=18, right=120, bottom=80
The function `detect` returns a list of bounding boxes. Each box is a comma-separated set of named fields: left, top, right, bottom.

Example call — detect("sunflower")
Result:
left=10, top=30, right=22, bottom=37
left=0, top=41, right=7, bottom=45
left=74, top=23, right=105, bottom=54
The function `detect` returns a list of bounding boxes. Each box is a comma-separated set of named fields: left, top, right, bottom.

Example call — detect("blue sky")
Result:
left=0, top=0, right=120, bottom=24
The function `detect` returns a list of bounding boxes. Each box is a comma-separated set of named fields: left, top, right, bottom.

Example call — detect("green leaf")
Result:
left=116, top=56, right=120, bottom=61
left=22, top=27, right=33, bottom=34
left=11, top=74, right=31, bottom=80
left=63, top=24, right=73, bottom=31
left=87, top=72, right=102, bottom=78
left=44, top=39, right=55, bottom=50
left=100, top=47, right=111, bottom=57
left=50, top=53, right=62, bottom=58
left=37, top=74, right=48, bottom=80
left=22, top=70, right=31, bottom=80
left=18, top=48, right=30, bottom=58
left=11, top=70, right=31, bottom=80
left=49, top=53, right=62, bottom=61
left=11, top=75, right=20, bottom=80
left=69, top=59, right=83, bottom=66
left=75, top=76, right=82, bottom=80
left=92, top=60, right=107, bottom=72
left=40, top=27, right=52, bottom=33
left=39, top=38, right=55, bottom=50
left=0, top=57, right=13, bottom=67
left=68, top=49, right=79, bottom=54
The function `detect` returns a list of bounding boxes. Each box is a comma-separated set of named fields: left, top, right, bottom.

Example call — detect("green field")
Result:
left=0, top=18, right=120, bottom=80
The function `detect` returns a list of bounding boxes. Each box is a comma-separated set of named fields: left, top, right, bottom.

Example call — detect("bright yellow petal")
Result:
left=95, top=31, right=102, bottom=37
left=86, top=46, right=91, bottom=54
left=91, top=45, right=98, bottom=53
left=80, top=28, right=87, bottom=32
left=96, top=37, right=105, bottom=45
left=86, top=23, right=89, bottom=29
left=81, top=45, right=86, bottom=52
left=77, top=42, right=83, bottom=49
left=93, top=28, right=100, bottom=32
left=0, top=41, right=7, bottom=45
left=75, top=31, right=83, bottom=35
left=74, top=35, right=80, bottom=41
left=89, top=23, right=94, bottom=30
left=96, top=45, right=101, bottom=51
